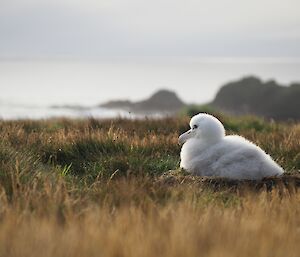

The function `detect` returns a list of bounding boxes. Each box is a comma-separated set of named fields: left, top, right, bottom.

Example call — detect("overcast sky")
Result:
left=0, top=0, right=300, bottom=58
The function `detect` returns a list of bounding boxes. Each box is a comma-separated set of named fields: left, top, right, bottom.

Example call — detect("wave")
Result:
left=0, top=104, right=138, bottom=120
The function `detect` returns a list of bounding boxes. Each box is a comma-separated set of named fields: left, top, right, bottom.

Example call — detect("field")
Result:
left=0, top=114, right=300, bottom=257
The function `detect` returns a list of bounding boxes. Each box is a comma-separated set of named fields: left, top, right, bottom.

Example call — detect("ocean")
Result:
left=0, top=57, right=299, bottom=119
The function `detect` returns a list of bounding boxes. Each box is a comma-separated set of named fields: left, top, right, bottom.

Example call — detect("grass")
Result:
left=0, top=115, right=299, bottom=257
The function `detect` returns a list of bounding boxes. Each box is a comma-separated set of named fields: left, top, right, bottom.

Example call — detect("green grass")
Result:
left=1, top=115, right=299, bottom=184
left=0, top=114, right=298, bottom=204
left=0, top=115, right=300, bottom=257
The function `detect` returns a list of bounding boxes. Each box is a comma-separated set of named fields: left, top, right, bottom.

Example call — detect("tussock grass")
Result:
left=0, top=116, right=299, bottom=257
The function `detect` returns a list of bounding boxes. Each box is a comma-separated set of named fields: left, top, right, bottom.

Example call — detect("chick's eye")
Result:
left=192, top=125, right=198, bottom=129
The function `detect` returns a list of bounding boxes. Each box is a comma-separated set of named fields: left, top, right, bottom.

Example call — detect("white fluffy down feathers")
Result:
left=179, top=113, right=284, bottom=180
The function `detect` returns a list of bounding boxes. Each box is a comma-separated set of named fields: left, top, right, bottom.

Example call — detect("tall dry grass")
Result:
left=0, top=176, right=300, bottom=257
left=0, top=116, right=299, bottom=257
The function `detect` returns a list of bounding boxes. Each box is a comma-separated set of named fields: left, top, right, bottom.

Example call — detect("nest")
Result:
left=158, top=170, right=300, bottom=193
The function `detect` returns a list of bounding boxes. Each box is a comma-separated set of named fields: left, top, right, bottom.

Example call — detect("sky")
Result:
left=1, top=0, right=300, bottom=58
left=0, top=0, right=300, bottom=112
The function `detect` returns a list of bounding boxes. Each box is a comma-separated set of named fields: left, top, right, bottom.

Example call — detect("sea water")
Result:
left=0, top=57, right=299, bottom=119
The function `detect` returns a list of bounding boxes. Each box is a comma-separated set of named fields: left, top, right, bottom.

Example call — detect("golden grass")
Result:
left=0, top=176, right=300, bottom=257
left=0, top=116, right=299, bottom=257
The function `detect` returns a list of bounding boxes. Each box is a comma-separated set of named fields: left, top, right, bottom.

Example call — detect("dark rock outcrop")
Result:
left=101, top=89, right=185, bottom=113
left=211, top=76, right=300, bottom=120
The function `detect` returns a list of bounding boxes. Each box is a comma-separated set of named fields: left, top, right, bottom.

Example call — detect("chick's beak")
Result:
left=178, top=129, right=193, bottom=145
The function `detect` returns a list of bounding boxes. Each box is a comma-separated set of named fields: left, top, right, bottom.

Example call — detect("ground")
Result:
left=0, top=114, right=299, bottom=257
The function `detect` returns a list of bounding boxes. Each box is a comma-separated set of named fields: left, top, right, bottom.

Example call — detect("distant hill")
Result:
left=100, top=90, right=186, bottom=113
left=211, top=76, right=300, bottom=120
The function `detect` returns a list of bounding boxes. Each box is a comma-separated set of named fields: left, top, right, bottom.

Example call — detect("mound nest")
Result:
left=158, top=170, right=300, bottom=192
